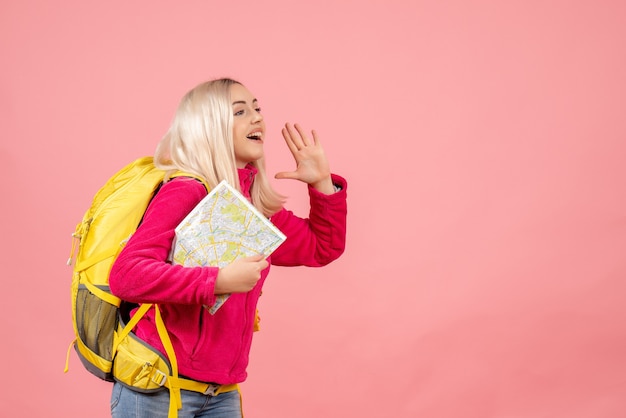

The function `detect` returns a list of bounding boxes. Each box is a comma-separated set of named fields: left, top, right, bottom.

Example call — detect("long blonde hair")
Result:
left=154, top=78, right=284, bottom=217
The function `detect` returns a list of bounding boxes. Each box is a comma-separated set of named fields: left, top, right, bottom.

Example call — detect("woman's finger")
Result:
left=286, top=123, right=306, bottom=150
left=293, top=123, right=311, bottom=147
left=281, top=127, right=299, bottom=155
left=311, top=129, right=321, bottom=146
left=274, top=170, right=299, bottom=180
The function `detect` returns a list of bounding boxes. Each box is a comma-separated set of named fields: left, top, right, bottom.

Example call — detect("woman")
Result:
left=108, top=78, right=347, bottom=417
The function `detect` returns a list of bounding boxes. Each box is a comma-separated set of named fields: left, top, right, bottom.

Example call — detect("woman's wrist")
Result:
left=310, top=175, right=335, bottom=194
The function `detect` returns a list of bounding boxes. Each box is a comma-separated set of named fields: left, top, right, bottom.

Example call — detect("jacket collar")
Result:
left=237, top=164, right=258, bottom=197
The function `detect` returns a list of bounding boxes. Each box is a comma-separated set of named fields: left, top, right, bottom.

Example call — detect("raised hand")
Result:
left=275, top=123, right=334, bottom=194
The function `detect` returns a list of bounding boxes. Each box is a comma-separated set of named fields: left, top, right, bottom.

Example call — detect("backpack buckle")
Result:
left=203, top=383, right=220, bottom=396
left=151, top=369, right=167, bottom=387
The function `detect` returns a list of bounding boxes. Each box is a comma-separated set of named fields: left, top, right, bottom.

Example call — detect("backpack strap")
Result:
left=170, top=171, right=210, bottom=193
left=113, top=303, right=184, bottom=418
left=153, top=304, right=183, bottom=418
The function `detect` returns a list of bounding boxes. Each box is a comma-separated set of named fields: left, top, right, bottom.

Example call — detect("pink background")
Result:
left=2, top=0, right=626, bottom=417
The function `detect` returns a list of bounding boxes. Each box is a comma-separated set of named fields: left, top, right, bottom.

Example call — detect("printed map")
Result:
left=172, top=180, right=286, bottom=314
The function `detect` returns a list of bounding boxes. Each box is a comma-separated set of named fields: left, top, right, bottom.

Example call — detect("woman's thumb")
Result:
left=243, top=254, right=265, bottom=262
left=274, top=171, right=297, bottom=180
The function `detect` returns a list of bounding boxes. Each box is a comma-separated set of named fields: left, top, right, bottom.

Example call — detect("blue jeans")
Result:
left=110, top=382, right=242, bottom=418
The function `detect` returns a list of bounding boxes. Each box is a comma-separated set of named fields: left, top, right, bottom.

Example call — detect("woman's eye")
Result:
left=255, top=107, right=262, bottom=113
left=234, top=109, right=244, bottom=116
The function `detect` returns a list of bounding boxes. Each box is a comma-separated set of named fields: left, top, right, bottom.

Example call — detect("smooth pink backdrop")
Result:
left=2, top=1, right=625, bottom=417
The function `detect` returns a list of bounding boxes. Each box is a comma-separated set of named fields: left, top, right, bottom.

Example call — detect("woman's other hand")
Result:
left=275, top=123, right=334, bottom=194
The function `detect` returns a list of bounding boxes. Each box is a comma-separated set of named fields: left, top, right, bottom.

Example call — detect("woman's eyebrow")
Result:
left=232, top=99, right=258, bottom=106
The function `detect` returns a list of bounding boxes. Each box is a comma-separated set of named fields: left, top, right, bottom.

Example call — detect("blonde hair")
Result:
left=154, top=78, right=284, bottom=217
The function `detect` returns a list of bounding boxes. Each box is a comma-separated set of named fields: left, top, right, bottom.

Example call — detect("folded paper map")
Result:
left=172, top=180, right=286, bottom=314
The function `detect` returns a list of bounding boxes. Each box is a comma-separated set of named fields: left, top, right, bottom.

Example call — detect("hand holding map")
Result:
left=171, top=180, right=286, bottom=313
left=215, top=254, right=269, bottom=294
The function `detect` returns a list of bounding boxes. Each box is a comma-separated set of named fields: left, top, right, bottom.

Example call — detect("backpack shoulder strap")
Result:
left=169, top=171, right=210, bottom=193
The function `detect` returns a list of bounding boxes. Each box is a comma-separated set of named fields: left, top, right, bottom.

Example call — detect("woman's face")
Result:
left=231, top=83, right=265, bottom=168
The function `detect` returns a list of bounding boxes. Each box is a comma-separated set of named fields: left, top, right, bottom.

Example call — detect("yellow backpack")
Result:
left=64, top=157, right=239, bottom=417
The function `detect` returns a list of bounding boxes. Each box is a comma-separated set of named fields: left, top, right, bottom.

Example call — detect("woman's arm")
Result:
left=109, top=179, right=219, bottom=306
left=270, top=174, right=347, bottom=267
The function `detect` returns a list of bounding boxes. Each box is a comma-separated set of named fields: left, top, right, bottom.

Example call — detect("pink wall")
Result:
left=2, top=1, right=625, bottom=416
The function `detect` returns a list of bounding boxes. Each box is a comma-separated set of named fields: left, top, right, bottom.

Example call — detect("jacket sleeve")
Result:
left=270, top=174, right=348, bottom=267
left=109, top=178, right=218, bottom=307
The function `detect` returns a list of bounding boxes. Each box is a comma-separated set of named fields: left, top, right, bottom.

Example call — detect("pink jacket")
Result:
left=109, top=166, right=347, bottom=384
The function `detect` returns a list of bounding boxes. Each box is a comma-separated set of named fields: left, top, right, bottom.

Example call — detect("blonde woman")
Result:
left=109, top=78, right=347, bottom=418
